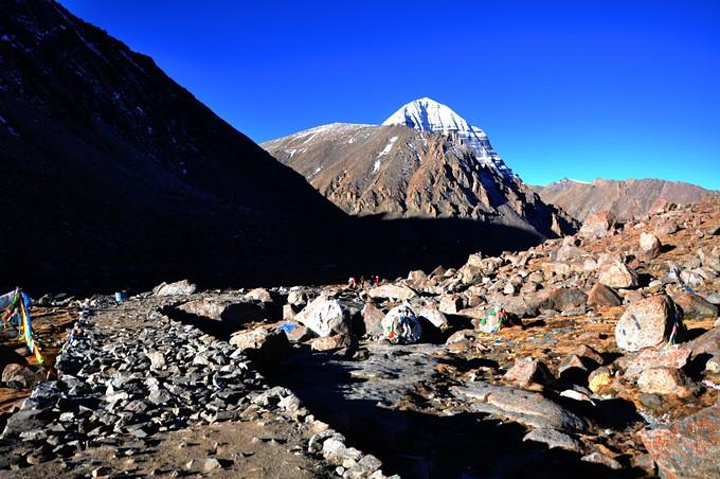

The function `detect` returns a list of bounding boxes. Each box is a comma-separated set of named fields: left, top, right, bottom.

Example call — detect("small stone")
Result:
left=587, top=283, right=622, bottom=307
left=310, top=334, right=353, bottom=352
left=504, top=357, right=556, bottom=389
left=588, top=367, right=612, bottom=394
left=654, top=218, right=679, bottom=236
left=523, top=428, right=584, bottom=453
left=581, top=452, right=622, bottom=470
left=145, top=351, right=165, bottom=370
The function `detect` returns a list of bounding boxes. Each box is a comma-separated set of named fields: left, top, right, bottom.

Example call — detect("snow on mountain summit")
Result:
left=382, top=97, right=476, bottom=135
left=383, top=97, right=513, bottom=178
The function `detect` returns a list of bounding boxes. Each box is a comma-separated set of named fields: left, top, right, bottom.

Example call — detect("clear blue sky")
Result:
left=59, top=0, right=720, bottom=190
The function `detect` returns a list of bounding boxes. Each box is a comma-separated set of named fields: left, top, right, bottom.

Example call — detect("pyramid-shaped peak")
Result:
left=382, top=97, right=473, bottom=134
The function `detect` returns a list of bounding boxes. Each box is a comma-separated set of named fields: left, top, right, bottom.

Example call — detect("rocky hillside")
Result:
left=534, top=178, right=718, bottom=222
left=0, top=0, right=348, bottom=291
left=2, top=198, right=717, bottom=477
left=262, top=99, right=577, bottom=239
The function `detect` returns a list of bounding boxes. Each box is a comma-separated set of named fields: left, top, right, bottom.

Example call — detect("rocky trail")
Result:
left=0, top=198, right=719, bottom=478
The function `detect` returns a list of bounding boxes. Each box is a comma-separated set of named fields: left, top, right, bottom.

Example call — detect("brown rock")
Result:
left=640, top=404, right=720, bottom=479
left=587, top=283, right=622, bottom=307
left=407, top=269, right=427, bottom=284
left=598, top=261, right=639, bottom=289
left=361, top=303, right=385, bottom=337
left=282, top=322, right=310, bottom=342
left=503, top=357, right=556, bottom=389
left=179, top=298, right=269, bottom=324
left=368, top=284, right=416, bottom=301
left=418, top=304, right=449, bottom=330
left=1, top=363, right=38, bottom=389
left=668, top=287, right=719, bottom=319
left=623, top=344, right=692, bottom=379
left=573, top=345, right=604, bottom=366
left=558, top=354, right=590, bottom=378
left=654, top=217, right=679, bottom=235
left=439, top=294, right=464, bottom=315
left=543, top=287, right=588, bottom=312
left=245, top=287, right=273, bottom=303
left=579, top=210, right=615, bottom=238
left=639, top=232, right=662, bottom=259
left=229, top=326, right=290, bottom=356
left=684, top=327, right=720, bottom=357
left=581, top=452, right=622, bottom=470
left=698, top=247, right=720, bottom=274
left=310, top=334, right=354, bottom=352
left=637, top=367, right=694, bottom=397
left=446, top=329, right=476, bottom=345
left=445, top=329, right=478, bottom=353
left=615, top=295, right=679, bottom=352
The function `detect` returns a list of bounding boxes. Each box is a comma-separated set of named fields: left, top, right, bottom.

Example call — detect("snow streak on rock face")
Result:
left=382, top=97, right=513, bottom=178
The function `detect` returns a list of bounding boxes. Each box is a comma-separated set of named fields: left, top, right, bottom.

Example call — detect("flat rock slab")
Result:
left=523, top=428, right=585, bottom=453
left=452, top=384, right=589, bottom=432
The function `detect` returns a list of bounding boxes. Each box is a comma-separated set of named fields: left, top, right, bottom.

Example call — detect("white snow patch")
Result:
left=568, top=178, right=592, bottom=185
left=372, top=160, right=381, bottom=174
left=377, top=136, right=398, bottom=158
left=287, top=149, right=297, bottom=158
left=382, top=97, right=514, bottom=178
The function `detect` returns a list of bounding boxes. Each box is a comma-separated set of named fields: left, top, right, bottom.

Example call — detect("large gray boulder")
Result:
left=295, top=296, right=351, bottom=338
left=154, top=279, right=197, bottom=296
left=615, top=295, right=679, bottom=352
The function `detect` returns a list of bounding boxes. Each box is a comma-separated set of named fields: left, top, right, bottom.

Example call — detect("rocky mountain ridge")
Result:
left=381, top=97, right=513, bottom=178
left=263, top=100, right=577, bottom=239
left=534, top=177, right=718, bottom=222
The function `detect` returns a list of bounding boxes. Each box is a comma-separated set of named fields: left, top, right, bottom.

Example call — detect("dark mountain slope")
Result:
left=0, top=0, right=346, bottom=291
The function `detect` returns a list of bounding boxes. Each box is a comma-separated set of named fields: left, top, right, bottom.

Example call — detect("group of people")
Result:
left=347, top=275, right=381, bottom=289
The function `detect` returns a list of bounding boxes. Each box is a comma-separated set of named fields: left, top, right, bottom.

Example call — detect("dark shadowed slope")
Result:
left=0, top=0, right=350, bottom=291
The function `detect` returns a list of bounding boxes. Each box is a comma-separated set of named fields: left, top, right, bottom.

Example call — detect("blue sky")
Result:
left=60, top=0, right=720, bottom=189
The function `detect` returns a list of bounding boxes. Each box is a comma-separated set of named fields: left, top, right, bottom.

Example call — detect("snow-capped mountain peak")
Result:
left=383, top=97, right=513, bottom=178
left=382, top=97, right=475, bottom=135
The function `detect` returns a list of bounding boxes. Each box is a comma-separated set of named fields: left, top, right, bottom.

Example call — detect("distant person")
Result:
left=348, top=277, right=357, bottom=289
left=374, top=275, right=380, bottom=287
